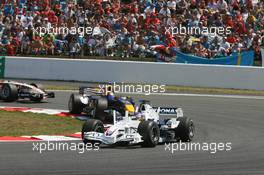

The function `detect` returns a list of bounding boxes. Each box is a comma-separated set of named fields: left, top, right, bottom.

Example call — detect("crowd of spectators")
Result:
left=0, top=0, right=264, bottom=61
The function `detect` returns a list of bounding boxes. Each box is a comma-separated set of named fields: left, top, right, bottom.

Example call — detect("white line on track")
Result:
left=51, top=90, right=264, bottom=100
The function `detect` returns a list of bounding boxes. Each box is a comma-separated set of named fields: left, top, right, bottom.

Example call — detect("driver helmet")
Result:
left=107, top=92, right=115, bottom=101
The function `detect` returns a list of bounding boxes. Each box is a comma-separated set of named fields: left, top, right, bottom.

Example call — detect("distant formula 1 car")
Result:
left=81, top=99, right=195, bottom=148
left=0, top=80, right=55, bottom=102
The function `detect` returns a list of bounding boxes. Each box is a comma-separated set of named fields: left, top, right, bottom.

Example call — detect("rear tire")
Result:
left=175, top=117, right=194, bottom=142
left=138, top=121, right=160, bottom=147
left=68, top=94, right=84, bottom=114
left=1, top=83, right=18, bottom=102
left=82, top=119, right=104, bottom=145
left=96, top=97, right=108, bottom=110
left=93, top=97, right=108, bottom=119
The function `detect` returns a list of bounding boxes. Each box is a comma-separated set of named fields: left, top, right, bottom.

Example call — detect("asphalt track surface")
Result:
left=0, top=82, right=264, bottom=174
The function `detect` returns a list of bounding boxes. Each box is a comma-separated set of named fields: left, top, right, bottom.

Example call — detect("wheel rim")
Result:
left=2, top=86, right=10, bottom=98
left=82, top=123, right=104, bottom=139
left=95, top=125, right=104, bottom=133
left=90, top=124, right=103, bottom=145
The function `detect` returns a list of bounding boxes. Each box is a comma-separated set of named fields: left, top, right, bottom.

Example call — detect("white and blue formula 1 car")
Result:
left=82, top=100, right=195, bottom=148
left=0, top=80, right=55, bottom=102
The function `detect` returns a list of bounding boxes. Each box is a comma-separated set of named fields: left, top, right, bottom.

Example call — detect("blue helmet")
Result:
left=107, top=92, right=115, bottom=101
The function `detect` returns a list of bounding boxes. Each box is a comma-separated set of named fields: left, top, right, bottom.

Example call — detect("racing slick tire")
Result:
left=96, top=97, right=108, bottom=110
left=68, top=94, right=84, bottom=114
left=1, top=83, right=18, bottom=102
left=138, top=121, right=160, bottom=147
left=82, top=119, right=104, bottom=145
left=175, top=117, right=195, bottom=142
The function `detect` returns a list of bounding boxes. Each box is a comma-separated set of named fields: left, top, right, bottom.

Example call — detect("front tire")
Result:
left=175, top=117, right=195, bottom=142
left=93, top=97, right=108, bottom=120
left=82, top=119, right=104, bottom=145
left=1, top=83, right=18, bottom=102
left=68, top=94, right=84, bottom=114
left=138, top=121, right=160, bottom=147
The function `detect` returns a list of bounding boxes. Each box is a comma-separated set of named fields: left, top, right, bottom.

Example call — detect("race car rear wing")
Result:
left=153, top=107, right=183, bottom=117
left=79, top=86, right=103, bottom=95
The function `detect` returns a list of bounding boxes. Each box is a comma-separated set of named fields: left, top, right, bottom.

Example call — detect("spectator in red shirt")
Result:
left=6, top=42, right=15, bottom=56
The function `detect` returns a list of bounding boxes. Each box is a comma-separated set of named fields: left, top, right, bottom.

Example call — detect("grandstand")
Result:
left=0, top=0, right=263, bottom=65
